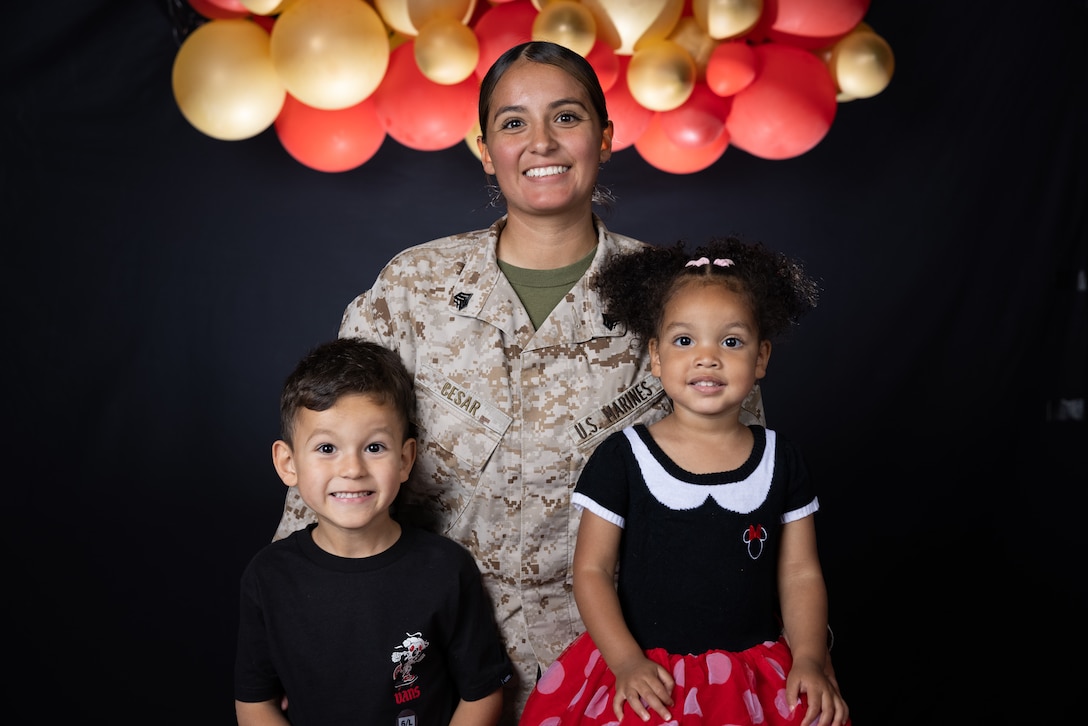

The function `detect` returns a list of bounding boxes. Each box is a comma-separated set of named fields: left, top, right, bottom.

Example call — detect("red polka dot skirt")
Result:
left=520, top=632, right=844, bottom=725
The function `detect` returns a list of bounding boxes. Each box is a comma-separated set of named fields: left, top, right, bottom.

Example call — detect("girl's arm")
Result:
left=778, top=516, right=850, bottom=726
left=449, top=688, right=502, bottom=726
left=573, top=511, right=675, bottom=722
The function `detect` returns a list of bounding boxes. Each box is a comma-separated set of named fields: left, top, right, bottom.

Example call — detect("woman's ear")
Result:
left=271, top=440, right=299, bottom=488
left=478, top=135, right=496, bottom=176
left=599, top=120, right=614, bottom=162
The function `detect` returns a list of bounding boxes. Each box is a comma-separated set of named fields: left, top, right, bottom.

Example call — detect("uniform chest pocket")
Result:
left=413, top=363, right=511, bottom=478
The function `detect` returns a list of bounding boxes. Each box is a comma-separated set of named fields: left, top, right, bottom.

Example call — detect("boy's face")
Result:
left=272, top=393, right=415, bottom=537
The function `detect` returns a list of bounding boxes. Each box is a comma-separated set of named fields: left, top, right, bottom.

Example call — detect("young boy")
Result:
left=234, top=338, right=513, bottom=725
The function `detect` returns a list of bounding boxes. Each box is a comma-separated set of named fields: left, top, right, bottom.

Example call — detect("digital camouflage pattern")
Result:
left=273, top=217, right=765, bottom=721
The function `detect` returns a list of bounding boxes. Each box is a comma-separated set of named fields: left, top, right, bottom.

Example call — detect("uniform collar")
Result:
left=447, top=215, right=626, bottom=343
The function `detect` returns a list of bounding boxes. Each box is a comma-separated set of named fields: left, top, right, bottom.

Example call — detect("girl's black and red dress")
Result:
left=519, top=424, right=847, bottom=726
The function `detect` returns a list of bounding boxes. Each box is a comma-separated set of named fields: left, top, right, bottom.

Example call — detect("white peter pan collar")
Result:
left=623, top=426, right=775, bottom=514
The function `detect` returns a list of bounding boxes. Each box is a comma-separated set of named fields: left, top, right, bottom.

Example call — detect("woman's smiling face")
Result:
left=478, top=57, right=612, bottom=218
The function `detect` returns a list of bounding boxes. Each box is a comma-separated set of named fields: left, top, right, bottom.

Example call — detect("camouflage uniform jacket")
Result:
left=273, top=216, right=765, bottom=716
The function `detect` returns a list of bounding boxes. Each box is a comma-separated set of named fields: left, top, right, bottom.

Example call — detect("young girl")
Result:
left=519, top=237, right=850, bottom=726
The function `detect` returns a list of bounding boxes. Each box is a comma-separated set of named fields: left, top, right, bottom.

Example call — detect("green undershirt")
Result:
left=498, top=246, right=597, bottom=329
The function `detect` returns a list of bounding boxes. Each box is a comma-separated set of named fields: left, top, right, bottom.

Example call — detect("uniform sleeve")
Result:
left=233, top=558, right=283, bottom=704
left=571, top=430, right=634, bottom=528
left=446, top=545, right=514, bottom=701
left=338, top=277, right=389, bottom=344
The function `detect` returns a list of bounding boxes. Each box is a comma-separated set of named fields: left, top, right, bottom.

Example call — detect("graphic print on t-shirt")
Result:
left=391, top=631, right=429, bottom=709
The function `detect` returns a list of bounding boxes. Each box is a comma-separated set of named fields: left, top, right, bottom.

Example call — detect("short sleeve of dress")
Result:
left=571, top=428, right=637, bottom=528
left=775, top=431, right=820, bottom=522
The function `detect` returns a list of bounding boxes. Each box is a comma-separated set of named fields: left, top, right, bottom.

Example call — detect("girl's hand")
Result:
left=610, top=654, right=675, bottom=722
left=787, top=657, right=850, bottom=726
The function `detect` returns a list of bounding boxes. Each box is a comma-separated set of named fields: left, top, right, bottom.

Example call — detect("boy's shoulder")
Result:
left=401, top=524, right=471, bottom=556
left=400, top=525, right=482, bottom=571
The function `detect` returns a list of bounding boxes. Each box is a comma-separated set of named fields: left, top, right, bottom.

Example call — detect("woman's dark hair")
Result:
left=477, top=40, right=609, bottom=142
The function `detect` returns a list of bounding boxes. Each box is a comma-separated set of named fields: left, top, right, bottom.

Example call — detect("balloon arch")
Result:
left=169, top=0, right=894, bottom=174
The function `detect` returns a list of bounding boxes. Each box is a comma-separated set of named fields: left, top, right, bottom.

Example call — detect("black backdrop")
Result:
left=5, top=1, right=1085, bottom=722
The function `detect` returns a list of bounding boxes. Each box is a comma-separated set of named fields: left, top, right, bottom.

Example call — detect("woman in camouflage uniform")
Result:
left=273, top=42, right=765, bottom=724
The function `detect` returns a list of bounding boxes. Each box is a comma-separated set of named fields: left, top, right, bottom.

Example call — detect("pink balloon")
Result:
left=657, top=82, right=731, bottom=149
left=472, top=0, right=537, bottom=80
left=635, top=111, right=730, bottom=174
left=604, top=55, right=653, bottom=152
left=725, top=43, right=837, bottom=160
left=374, top=42, right=479, bottom=151
left=275, top=93, right=386, bottom=173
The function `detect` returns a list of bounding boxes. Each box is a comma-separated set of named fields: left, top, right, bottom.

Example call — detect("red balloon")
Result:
left=374, top=42, right=479, bottom=151
left=585, top=40, right=620, bottom=93
left=604, top=55, right=653, bottom=152
left=754, top=0, right=870, bottom=49
left=657, top=82, right=732, bottom=149
left=772, top=0, right=869, bottom=36
left=725, top=43, right=837, bottom=160
left=472, top=0, right=537, bottom=80
left=706, top=41, right=757, bottom=97
left=634, top=111, right=730, bottom=174
left=275, top=93, right=386, bottom=172
left=251, top=14, right=274, bottom=34
left=186, top=0, right=248, bottom=19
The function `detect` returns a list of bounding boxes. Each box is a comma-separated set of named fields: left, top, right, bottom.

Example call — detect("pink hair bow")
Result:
left=685, top=257, right=734, bottom=267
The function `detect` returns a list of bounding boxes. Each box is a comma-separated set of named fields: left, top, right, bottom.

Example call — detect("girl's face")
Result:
left=648, top=281, right=771, bottom=420
left=478, top=58, right=612, bottom=218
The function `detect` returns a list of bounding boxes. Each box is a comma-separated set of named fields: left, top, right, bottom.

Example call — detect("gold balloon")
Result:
left=692, top=0, right=762, bottom=41
left=408, top=0, right=475, bottom=31
left=374, top=0, right=415, bottom=36
left=415, top=17, right=479, bottom=85
left=667, top=16, right=717, bottom=78
left=389, top=29, right=413, bottom=52
left=240, top=0, right=297, bottom=15
left=270, top=0, right=390, bottom=110
left=532, top=0, right=598, bottom=58
left=172, top=19, right=285, bottom=141
left=376, top=0, right=476, bottom=36
left=626, top=38, right=695, bottom=111
left=581, top=0, right=684, bottom=55
left=638, top=0, right=686, bottom=46
left=829, top=28, right=895, bottom=100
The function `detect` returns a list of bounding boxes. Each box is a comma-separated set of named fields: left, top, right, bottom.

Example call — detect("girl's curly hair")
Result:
left=593, top=236, right=819, bottom=346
